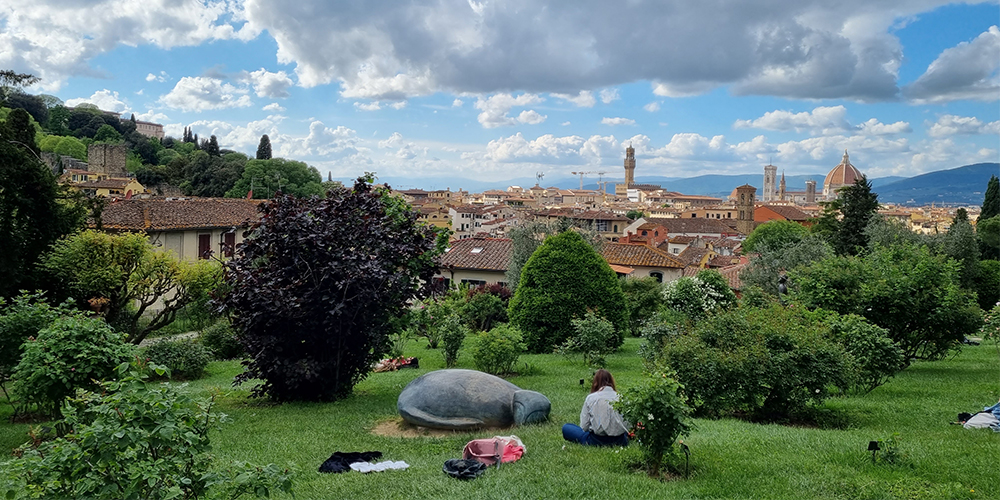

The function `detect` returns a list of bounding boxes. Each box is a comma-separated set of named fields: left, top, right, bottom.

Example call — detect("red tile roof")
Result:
left=438, top=237, right=512, bottom=271
left=646, top=217, right=735, bottom=235
left=94, top=198, right=265, bottom=231
left=759, top=204, right=811, bottom=221
left=601, top=243, right=684, bottom=268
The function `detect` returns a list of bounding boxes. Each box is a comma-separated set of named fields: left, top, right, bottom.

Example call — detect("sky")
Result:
left=2, top=0, right=998, bottom=189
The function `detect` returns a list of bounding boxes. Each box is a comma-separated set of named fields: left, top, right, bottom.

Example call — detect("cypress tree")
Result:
left=256, top=134, right=272, bottom=160
left=835, top=175, right=879, bottom=256
left=982, top=175, right=1000, bottom=220
left=206, top=135, right=221, bottom=156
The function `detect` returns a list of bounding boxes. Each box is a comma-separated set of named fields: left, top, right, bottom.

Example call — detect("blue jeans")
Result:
left=562, top=423, right=629, bottom=447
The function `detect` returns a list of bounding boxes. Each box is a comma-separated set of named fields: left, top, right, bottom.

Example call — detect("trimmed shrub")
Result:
left=472, top=324, right=525, bottom=375
left=1, top=360, right=293, bottom=500
left=509, top=231, right=627, bottom=353
left=559, top=310, right=617, bottom=367
left=614, top=369, right=692, bottom=477
left=200, top=319, right=244, bottom=360
left=142, top=339, right=212, bottom=380
left=439, top=314, right=469, bottom=367
left=827, top=314, right=904, bottom=393
left=659, top=305, right=851, bottom=421
left=12, top=316, right=133, bottom=416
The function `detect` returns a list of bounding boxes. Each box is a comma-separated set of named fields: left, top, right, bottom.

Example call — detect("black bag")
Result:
left=443, top=458, right=488, bottom=480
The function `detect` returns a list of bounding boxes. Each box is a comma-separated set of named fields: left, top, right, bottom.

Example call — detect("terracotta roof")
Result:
left=608, top=264, right=635, bottom=275
left=709, top=237, right=740, bottom=248
left=708, top=255, right=741, bottom=268
left=94, top=198, right=265, bottom=231
left=668, top=235, right=696, bottom=244
left=646, top=217, right=734, bottom=235
left=601, top=243, right=684, bottom=268
left=682, top=262, right=747, bottom=291
left=760, top=204, right=810, bottom=221
left=677, top=247, right=711, bottom=266
left=438, top=237, right=512, bottom=271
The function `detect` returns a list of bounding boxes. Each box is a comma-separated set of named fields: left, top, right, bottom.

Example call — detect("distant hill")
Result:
left=875, top=163, right=999, bottom=205
left=367, top=164, right=995, bottom=205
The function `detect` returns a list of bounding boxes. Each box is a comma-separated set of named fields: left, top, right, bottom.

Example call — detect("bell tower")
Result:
left=736, top=184, right=757, bottom=236
left=624, top=144, right=635, bottom=187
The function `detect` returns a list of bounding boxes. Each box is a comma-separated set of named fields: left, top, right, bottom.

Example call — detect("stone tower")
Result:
left=805, top=180, right=817, bottom=204
left=763, top=164, right=777, bottom=202
left=735, top=184, right=757, bottom=236
left=624, top=144, right=636, bottom=187
left=778, top=171, right=786, bottom=201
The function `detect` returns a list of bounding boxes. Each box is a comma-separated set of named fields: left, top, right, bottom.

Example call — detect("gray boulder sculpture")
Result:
left=397, top=369, right=551, bottom=430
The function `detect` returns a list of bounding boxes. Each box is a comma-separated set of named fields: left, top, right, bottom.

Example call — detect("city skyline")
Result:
left=3, top=1, right=998, bottom=184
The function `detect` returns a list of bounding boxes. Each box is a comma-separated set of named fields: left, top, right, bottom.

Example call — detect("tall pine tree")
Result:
left=982, top=175, right=999, bottom=220
left=833, top=175, right=879, bottom=256
left=256, top=134, right=272, bottom=160
left=206, top=135, right=221, bottom=156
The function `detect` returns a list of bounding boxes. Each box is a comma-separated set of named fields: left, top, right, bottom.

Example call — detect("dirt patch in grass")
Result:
left=371, top=418, right=470, bottom=438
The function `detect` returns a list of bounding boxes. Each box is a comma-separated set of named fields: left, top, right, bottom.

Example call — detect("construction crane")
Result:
left=570, top=171, right=592, bottom=190
left=535, top=172, right=544, bottom=186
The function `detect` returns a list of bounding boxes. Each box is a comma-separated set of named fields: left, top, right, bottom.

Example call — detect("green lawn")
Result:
left=2, top=338, right=998, bottom=500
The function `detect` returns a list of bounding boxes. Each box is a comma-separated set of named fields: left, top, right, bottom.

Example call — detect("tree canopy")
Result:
left=225, top=158, right=324, bottom=199
left=256, top=134, right=272, bottom=160
left=508, top=230, right=627, bottom=353
left=219, top=178, right=442, bottom=401
left=741, top=220, right=809, bottom=254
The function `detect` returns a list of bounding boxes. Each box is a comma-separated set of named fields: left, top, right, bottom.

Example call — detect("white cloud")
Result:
left=474, top=93, right=544, bottom=128
left=561, top=121, right=571, bottom=126
left=65, top=89, right=128, bottom=113
left=159, top=77, right=252, bottom=112
left=262, top=102, right=285, bottom=112
left=145, top=71, right=169, bottom=83
left=643, top=102, right=661, bottom=112
left=379, top=132, right=404, bottom=149
left=602, top=117, right=635, bottom=126
left=927, top=114, right=1000, bottom=137
left=905, top=26, right=1000, bottom=103
left=599, top=88, right=620, bottom=104
left=856, top=118, right=912, bottom=135
left=354, top=101, right=382, bottom=111
left=132, top=110, right=169, bottom=123
left=517, top=110, right=547, bottom=125
left=390, top=101, right=407, bottom=110
left=734, top=106, right=851, bottom=135
left=237, top=0, right=949, bottom=101
left=242, top=69, right=294, bottom=99
left=552, top=91, right=596, bottom=107
left=0, top=0, right=257, bottom=90
left=452, top=98, right=464, bottom=107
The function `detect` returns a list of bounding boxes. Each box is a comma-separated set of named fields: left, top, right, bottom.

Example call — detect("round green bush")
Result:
left=142, top=339, right=212, bottom=380
left=471, top=324, right=525, bottom=375
left=508, top=231, right=627, bottom=353
left=12, top=315, right=134, bottom=416
left=199, top=320, right=244, bottom=360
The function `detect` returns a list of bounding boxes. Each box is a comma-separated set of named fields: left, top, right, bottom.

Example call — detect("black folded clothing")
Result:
left=319, top=451, right=384, bottom=473
left=443, top=458, right=488, bottom=480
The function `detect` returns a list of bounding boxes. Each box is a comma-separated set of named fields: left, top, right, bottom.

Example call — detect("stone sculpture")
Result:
left=397, top=369, right=551, bottom=430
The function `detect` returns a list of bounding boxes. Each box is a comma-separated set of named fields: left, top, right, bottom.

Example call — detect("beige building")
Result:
left=436, top=237, right=512, bottom=287
left=96, top=198, right=264, bottom=261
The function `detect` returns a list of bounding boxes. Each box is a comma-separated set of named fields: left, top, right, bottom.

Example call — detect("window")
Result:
left=470, top=247, right=484, bottom=254
left=672, top=248, right=679, bottom=254
left=222, top=232, right=236, bottom=258
left=461, top=279, right=487, bottom=286
left=198, top=234, right=212, bottom=260
left=650, top=271, right=663, bottom=283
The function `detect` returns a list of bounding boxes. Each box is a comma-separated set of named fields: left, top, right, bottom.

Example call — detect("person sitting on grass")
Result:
left=562, top=369, right=630, bottom=447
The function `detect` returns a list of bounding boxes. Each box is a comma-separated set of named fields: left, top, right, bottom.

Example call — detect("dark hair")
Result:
left=590, top=369, right=616, bottom=393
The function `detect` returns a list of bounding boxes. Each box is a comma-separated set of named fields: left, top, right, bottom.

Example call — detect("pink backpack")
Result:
left=462, top=435, right=525, bottom=466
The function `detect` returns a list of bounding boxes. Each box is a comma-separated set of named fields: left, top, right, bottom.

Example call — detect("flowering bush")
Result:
left=614, top=369, right=692, bottom=477
left=661, top=270, right=736, bottom=321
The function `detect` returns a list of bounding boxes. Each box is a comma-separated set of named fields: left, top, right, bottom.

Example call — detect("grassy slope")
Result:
left=2, top=338, right=997, bottom=500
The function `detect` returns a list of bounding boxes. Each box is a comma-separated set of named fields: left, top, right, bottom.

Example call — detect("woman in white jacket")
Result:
left=562, top=369, right=630, bottom=446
